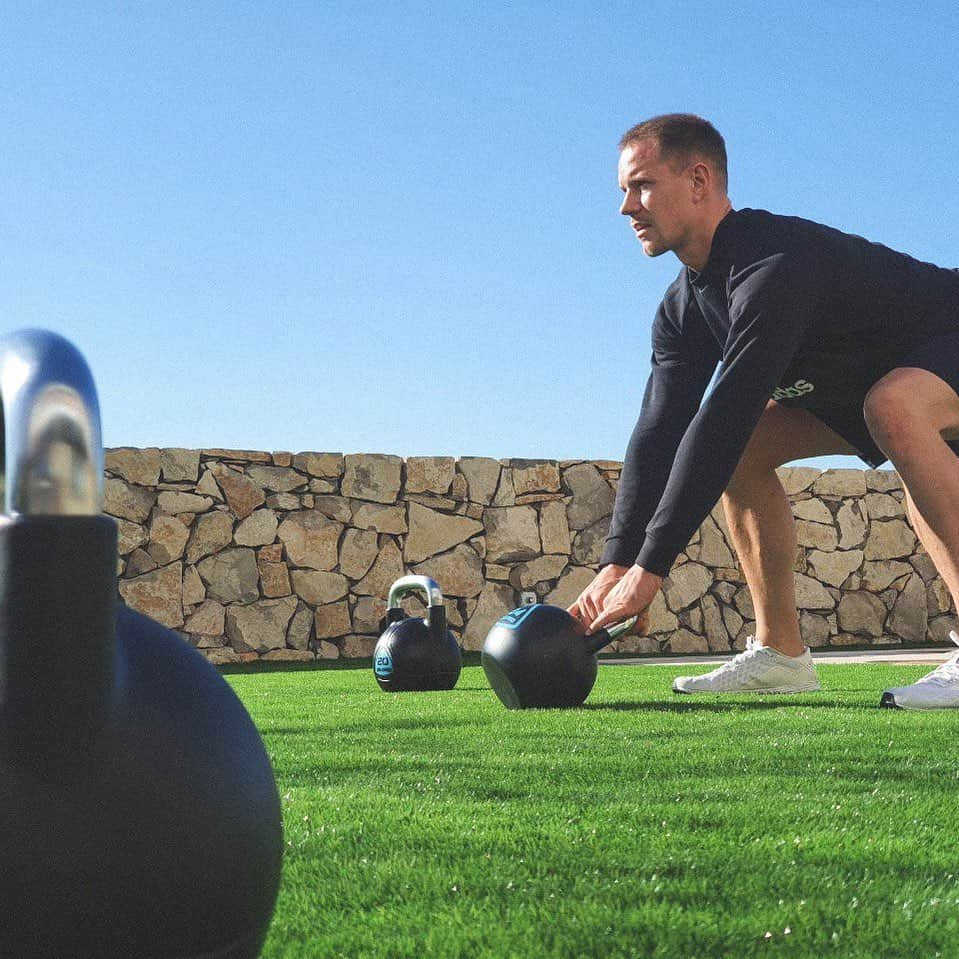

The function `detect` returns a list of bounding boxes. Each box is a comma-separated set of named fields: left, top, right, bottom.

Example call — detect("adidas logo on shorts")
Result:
left=771, top=379, right=815, bottom=401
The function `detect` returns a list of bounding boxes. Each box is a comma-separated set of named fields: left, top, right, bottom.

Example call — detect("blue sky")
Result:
left=3, top=2, right=958, bottom=470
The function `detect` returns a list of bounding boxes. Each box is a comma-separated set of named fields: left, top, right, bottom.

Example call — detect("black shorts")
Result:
left=808, top=332, right=959, bottom=468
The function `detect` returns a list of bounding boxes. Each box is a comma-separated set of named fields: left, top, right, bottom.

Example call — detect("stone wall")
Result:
left=104, top=448, right=952, bottom=664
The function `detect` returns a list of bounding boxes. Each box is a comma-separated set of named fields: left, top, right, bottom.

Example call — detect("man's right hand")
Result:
left=568, top=564, right=631, bottom=631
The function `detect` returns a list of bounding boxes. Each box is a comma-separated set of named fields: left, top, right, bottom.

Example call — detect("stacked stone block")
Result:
left=105, top=449, right=952, bottom=663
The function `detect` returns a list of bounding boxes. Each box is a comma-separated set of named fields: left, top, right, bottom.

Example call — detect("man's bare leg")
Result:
left=864, top=367, right=959, bottom=708
left=902, top=487, right=959, bottom=615
left=864, top=368, right=959, bottom=612
left=722, top=401, right=858, bottom=657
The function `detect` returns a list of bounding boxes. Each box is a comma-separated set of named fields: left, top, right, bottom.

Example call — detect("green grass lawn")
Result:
left=229, top=663, right=959, bottom=959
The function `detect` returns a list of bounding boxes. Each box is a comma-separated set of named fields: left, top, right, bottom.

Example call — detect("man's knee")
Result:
left=730, top=401, right=839, bottom=483
left=863, top=368, right=959, bottom=454
left=726, top=402, right=800, bottom=495
left=737, top=409, right=783, bottom=469
left=863, top=374, right=910, bottom=453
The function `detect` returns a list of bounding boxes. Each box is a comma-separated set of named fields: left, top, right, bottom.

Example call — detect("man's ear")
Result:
left=690, top=161, right=711, bottom=203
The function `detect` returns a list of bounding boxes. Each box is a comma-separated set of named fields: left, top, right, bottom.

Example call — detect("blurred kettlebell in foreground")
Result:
left=0, top=330, right=283, bottom=958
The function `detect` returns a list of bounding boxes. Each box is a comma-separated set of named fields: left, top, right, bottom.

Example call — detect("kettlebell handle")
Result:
left=0, top=329, right=115, bottom=769
left=585, top=615, right=639, bottom=654
left=388, top=575, right=445, bottom=610
left=605, top=616, right=638, bottom=641
left=0, top=329, right=103, bottom=516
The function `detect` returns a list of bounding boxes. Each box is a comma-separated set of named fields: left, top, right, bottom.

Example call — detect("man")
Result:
left=568, top=113, right=959, bottom=709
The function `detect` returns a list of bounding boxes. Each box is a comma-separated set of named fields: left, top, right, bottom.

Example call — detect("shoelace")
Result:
left=712, top=636, right=764, bottom=674
left=917, top=651, right=959, bottom=686
left=915, top=632, right=959, bottom=687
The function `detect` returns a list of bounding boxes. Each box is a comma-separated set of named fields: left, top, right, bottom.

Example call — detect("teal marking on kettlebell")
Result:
left=374, top=650, right=394, bottom=678
left=498, top=605, right=541, bottom=630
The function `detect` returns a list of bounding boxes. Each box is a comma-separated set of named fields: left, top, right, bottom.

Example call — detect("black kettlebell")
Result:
left=482, top=603, right=636, bottom=708
left=373, top=575, right=462, bottom=691
left=0, top=329, right=283, bottom=958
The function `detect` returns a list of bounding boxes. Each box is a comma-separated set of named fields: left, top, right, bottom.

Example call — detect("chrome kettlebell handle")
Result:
left=0, top=329, right=103, bottom=516
left=388, top=575, right=445, bottom=610
left=604, top=616, right=639, bottom=640
left=584, top=614, right=639, bottom=655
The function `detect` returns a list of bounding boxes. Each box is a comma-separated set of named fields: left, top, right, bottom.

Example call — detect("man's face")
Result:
left=618, top=139, right=696, bottom=258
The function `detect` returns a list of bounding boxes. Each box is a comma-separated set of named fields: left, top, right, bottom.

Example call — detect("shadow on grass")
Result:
left=219, top=652, right=485, bottom=676
left=374, top=685, right=491, bottom=694
left=219, top=659, right=369, bottom=675
left=265, top=716, right=486, bottom=736
left=583, top=697, right=851, bottom=713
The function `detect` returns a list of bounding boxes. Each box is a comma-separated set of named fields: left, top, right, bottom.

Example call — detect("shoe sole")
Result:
left=879, top=691, right=959, bottom=710
left=673, top=683, right=822, bottom=695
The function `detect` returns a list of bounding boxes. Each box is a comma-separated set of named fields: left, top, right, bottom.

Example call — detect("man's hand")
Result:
left=568, top=564, right=629, bottom=630
left=587, top=565, right=662, bottom=635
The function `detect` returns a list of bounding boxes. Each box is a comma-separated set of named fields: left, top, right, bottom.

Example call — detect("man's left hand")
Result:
left=588, top=565, right=663, bottom=634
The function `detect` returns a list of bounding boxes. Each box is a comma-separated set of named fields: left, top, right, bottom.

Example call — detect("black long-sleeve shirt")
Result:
left=602, top=208, right=959, bottom=576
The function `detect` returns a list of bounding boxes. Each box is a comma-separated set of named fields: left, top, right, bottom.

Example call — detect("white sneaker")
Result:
left=673, top=637, right=822, bottom=694
left=880, top=631, right=959, bottom=710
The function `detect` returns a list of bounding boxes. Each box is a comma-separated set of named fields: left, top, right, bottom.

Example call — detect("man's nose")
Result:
left=620, top=192, right=640, bottom=216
